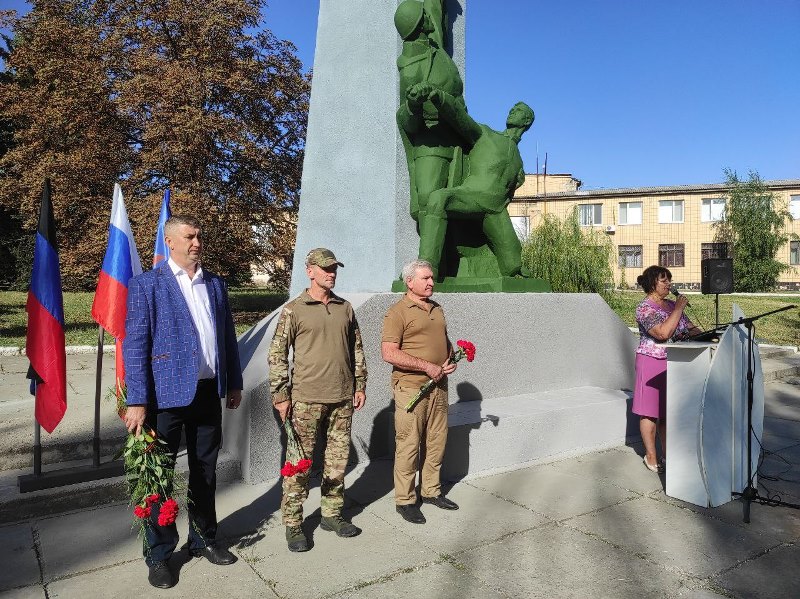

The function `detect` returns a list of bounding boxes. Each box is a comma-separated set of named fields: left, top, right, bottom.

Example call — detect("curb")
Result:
left=0, top=346, right=115, bottom=356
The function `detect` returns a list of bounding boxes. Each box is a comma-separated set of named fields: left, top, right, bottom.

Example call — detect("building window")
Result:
left=618, top=202, right=642, bottom=225
left=791, top=241, right=800, bottom=265
left=510, top=216, right=529, bottom=240
left=658, top=200, right=684, bottom=223
left=701, top=198, right=726, bottom=222
left=659, top=244, right=685, bottom=267
left=578, top=203, right=602, bottom=226
left=790, top=195, right=800, bottom=220
left=701, top=242, right=729, bottom=260
left=618, top=245, right=643, bottom=268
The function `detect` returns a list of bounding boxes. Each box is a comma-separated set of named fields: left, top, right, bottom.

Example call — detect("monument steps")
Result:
left=442, top=386, right=635, bottom=481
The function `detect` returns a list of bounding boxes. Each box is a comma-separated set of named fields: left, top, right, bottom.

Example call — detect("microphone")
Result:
left=670, top=285, right=690, bottom=307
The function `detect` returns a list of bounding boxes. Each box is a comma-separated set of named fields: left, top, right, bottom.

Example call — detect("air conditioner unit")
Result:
left=605, top=225, right=616, bottom=234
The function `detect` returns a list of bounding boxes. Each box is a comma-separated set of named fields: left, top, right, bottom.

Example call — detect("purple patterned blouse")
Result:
left=635, top=298, right=692, bottom=359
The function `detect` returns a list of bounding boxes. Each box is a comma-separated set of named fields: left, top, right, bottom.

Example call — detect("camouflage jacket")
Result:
left=268, top=290, right=367, bottom=405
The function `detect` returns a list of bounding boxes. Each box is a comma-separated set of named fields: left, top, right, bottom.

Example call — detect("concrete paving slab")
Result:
left=658, top=493, right=800, bottom=542
left=45, top=555, right=268, bottom=599
left=35, top=503, right=140, bottom=582
left=568, top=496, right=783, bottom=578
left=554, top=446, right=664, bottom=495
left=458, top=522, right=700, bottom=599
left=213, top=476, right=284, bottom=543
left=245, top=512, right=440, bottom=599
left=713, top=542, right=800, bottom=599
left=761, top=432, right=800, bottom=452
left=341, top=459, right=396, bottom=509
left=335, top=561, right=510, bottom=599
left=359, top=482, right=550, bottom=554
left=764, top=381, right=800, bottom=422
left=0, top=524, right=40, bottom=591
left=468, top=464, right=639, bottom=520
left=762, top=416, right=800, bottom=441
left=0, top=585, right=46, bottom=599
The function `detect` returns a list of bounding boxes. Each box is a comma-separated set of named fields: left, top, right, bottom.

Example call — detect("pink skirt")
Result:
left=632, top=353, right=667, bottom=419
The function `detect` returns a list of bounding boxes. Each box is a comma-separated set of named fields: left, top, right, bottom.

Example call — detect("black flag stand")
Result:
left=18, top=327, right=123, bottom=493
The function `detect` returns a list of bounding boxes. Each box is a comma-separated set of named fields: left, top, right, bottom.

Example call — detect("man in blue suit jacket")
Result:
left=123, top=215, right=243, bottom=589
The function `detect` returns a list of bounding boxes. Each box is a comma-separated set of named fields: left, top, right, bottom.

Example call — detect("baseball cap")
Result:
left=305, top=248, right=344, bottom=268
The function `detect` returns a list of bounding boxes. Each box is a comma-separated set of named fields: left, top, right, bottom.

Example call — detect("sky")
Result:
left=4, top=0, right=799, bottom=190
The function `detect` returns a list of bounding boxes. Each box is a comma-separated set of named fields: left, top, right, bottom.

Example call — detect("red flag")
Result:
left=26, top=179, right=67, bottom=433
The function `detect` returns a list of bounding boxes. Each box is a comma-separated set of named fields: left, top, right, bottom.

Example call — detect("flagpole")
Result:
left=93, top=325, right=104, bottom=468
left=33, top=421, right=41, bottom=476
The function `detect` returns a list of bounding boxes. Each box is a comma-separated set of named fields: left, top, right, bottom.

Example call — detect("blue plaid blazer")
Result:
left=123, top=261, right=243, bottom=409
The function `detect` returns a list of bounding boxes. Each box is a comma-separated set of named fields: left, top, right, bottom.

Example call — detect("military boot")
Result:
left=320, top=514, right=361, bottom=537
left=285, top=525, right=309, bottom=552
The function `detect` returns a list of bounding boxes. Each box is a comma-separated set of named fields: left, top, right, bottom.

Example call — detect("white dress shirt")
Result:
left=168, top=258, right=217, bottom=379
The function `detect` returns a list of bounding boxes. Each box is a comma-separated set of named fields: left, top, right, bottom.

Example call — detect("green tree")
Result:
left=0, top=0, right=309, bottom=289
left=714, top=169, right=790, bottom=292
left=521, top=208, right=614, bottom=294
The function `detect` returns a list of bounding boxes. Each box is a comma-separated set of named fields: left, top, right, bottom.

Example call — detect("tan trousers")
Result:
left=393, top=383, right=448, bottom=505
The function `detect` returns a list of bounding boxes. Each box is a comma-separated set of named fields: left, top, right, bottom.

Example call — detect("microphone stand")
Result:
left=728, top=304, right=799, bottom=523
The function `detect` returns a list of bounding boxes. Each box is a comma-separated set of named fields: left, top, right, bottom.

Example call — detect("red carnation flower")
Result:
left=296, top=458, right=312, bottom=473
left=456, top=339, right=476, bottom=362
left=157, top=498, right=179, bottom=526
left=144, top=493, right=160, bottom=506
left=133, top=505, right=151, bottom=519
left=280, top=461, right=297, bottom=477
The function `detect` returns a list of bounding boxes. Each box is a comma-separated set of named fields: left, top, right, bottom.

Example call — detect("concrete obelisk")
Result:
left=288, top=0, right=465, bottom=295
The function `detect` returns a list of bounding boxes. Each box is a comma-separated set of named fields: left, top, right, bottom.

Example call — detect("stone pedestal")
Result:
left=226, top=293, right=637, bottom=484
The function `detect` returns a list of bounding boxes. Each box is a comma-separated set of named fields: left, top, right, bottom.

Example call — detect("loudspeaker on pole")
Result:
left=701, top=258, right=734, bottom=294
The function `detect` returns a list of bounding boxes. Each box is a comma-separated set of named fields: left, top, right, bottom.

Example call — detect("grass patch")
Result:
left=0, top=288, right=288, bottom=348
left=2, top=289, right=797, bottom=349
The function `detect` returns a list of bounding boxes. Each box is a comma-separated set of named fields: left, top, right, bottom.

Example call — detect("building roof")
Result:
left=515, top=179, right=800, bottom=201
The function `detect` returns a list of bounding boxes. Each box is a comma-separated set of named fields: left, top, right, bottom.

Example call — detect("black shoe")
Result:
left=286, top=525, right=310, bottom=552
left=190, top=545, right=238, bottom=565
left=422, top=495, right=459, bottom=510
left=320, top=515, right=361, bottom=537
left=396, top=504, right=426, bottom=524
left=148, top=561, right=176, bottom=589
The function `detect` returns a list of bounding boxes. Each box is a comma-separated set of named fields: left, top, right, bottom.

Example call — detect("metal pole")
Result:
left=33, top=421, right=41, bottom=476
left=93, top=325, right=104, bottom=468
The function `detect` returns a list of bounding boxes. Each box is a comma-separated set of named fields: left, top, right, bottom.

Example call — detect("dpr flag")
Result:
left=91, top=184, right=143, bottom=391
left=153, top=189, right=171, bottom=267
left=26, top=179, right=67, bottom=433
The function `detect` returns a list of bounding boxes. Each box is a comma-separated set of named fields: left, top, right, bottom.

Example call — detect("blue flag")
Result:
left=152, top=189, right=171, bottom=267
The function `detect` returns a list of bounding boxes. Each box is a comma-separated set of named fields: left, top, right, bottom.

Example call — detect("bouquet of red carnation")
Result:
left=281, top=418, right=313, bottom=477
left=405, top=339, right=477, bottom=412
left=119, top=413, right=184, bottom=550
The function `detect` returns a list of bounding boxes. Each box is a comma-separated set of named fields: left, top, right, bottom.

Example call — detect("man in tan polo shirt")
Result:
left=269, top=248, right=367, bottom=551
left=381, top=259, right=458, bottom=524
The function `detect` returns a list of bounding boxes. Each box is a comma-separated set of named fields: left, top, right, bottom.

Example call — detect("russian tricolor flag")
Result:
left=91, top=184, right=142, bottom=390
left=153, top=189, right=171, bottom=267
left=26, top=179, right=67, bottom=434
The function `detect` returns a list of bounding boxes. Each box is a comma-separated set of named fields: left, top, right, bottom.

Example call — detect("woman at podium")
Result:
left=633, top=266, right=701, bottom=472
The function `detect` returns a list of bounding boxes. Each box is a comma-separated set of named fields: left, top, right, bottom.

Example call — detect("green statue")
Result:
left=394, top=0, right=465, bottom=222
left=409, top=84, right=534, bottom=278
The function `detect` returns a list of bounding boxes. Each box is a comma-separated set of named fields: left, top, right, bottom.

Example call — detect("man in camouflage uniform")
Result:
left=268, top=248, right=367, bottom=552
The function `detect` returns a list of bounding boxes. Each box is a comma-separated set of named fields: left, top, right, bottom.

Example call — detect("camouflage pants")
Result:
left=281, top=400, right=353, bottom=526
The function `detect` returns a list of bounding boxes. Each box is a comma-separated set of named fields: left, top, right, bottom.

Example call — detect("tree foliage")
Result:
left=714, top=169, right=790, bottom=292
left=0, top=0, right=309, bottom=290
left=521, top=208, right=614, bottom=294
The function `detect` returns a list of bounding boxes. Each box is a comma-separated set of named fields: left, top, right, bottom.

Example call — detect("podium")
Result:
left=660, top=306, right=764, bottom=507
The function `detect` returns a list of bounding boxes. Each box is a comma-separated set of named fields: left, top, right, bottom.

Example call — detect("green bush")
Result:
left=521, top=208, right=614, bottom=295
